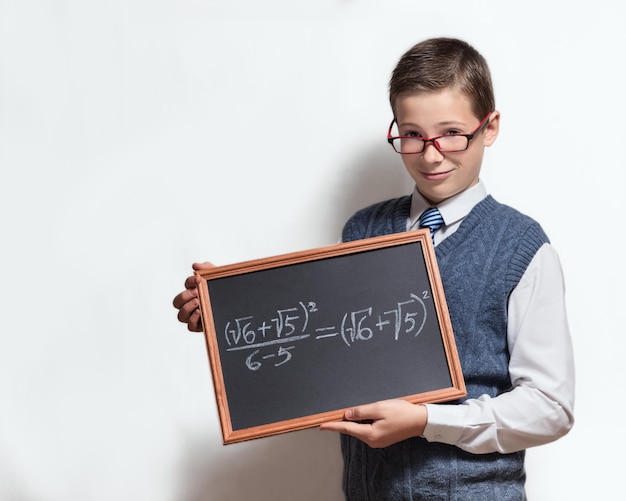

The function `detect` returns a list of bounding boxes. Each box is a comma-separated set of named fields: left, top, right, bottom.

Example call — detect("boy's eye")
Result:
left=402, top=131, right=422, bottom=138
left=400, top=129, right=463, bottom=138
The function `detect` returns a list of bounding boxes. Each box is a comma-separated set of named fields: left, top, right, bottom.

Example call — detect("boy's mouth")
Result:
left=421, top=169, right=453, bottom=181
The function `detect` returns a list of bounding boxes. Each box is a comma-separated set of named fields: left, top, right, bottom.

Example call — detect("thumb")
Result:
left=345, top=403, right=377, bottom=423
left=192, top=261, right=216, bottom=271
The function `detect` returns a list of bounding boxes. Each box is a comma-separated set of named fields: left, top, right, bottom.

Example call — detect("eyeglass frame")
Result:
left=387, top=112, right=492, bottom=154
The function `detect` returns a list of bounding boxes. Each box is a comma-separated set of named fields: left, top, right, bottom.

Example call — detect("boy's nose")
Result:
left=422, top=142, right=444, bottom=162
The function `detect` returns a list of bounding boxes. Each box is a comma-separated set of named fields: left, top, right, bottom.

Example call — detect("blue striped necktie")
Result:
left=419, top=207, right=444, bottom=245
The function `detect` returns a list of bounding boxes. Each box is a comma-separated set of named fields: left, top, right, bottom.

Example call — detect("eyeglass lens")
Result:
left=392, top=135, right=469, bottom=153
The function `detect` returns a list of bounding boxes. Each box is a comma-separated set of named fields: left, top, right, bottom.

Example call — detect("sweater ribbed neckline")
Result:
left=434, top=195, right=498, bottom=257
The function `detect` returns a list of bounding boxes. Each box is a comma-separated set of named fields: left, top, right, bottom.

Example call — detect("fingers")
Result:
left=181, top=262, right=215, bottom=292
left=318, top=403, right=380, bottom=435
left=175, top=290, right=199, bottom=321
left=185, top=309, right=204, bottom=332
left=183, top=273, right=202, bottom=291
left=172, top=286, right=197, bottom=310
left=172, top=262, right=215, bottom=332
left=319, top=419, right=373, bottom=436
left=173, top=289, right=204, bottom=332
left=319, top=400, right=428, bottom=448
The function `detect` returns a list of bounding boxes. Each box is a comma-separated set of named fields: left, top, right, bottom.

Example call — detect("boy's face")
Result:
left=394, top=89, right=499, bottom=205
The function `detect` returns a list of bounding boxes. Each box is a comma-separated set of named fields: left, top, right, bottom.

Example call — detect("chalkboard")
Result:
left=196, top=230, right=465, bottom=444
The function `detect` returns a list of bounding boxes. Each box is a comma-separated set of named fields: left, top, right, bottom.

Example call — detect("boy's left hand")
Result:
left=319, top=399, right=428, bottom=448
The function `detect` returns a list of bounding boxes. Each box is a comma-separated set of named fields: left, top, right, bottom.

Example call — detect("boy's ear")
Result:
left=483, top=111, right=500, bottom=146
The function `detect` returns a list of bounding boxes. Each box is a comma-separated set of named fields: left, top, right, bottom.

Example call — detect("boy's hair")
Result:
left=389, top=37, right=495, bottom=120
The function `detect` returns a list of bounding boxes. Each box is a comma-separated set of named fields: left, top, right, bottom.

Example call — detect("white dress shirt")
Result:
left=408, top=181, right=575, bottom=454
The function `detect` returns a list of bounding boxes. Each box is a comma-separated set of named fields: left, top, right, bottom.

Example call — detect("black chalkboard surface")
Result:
left=197, top=230, right=465, bottom=444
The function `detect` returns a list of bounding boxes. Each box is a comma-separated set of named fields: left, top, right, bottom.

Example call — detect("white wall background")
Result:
left=1, top=1, right=624, bottom=500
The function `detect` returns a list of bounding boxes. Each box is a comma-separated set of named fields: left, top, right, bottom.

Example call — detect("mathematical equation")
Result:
left=220, top=291, right=431, bottom=371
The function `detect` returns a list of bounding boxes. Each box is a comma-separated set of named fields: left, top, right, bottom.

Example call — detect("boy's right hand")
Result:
left=172, top=262, right=215, bottom=332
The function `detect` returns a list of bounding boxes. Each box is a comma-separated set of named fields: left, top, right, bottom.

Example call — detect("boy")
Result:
left=173, top=38, right=575, bottom=500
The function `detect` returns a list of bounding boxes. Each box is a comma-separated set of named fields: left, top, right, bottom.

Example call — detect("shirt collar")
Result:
left=408, top=181, right=488, bottom=230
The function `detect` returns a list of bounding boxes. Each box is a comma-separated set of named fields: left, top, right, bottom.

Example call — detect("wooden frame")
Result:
left=196, top=230, right=465, bottom=444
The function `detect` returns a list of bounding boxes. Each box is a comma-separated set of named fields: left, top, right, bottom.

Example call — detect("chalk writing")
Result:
left=222, top=292, right=430, bottom=371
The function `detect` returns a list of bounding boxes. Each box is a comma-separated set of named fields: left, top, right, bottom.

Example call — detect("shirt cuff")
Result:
left=422, top=403, right=469, bottom=445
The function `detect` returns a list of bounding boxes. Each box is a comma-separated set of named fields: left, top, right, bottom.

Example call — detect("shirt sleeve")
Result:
left=421, top=243, right=575, bottom=454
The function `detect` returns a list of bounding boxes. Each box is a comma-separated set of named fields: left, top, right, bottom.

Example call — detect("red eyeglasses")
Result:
left=387, top=113, right=491, bottom=154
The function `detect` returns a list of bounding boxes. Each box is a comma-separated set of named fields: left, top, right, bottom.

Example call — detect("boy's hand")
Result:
left=172, top=262, right=215, bottom=332
left=319, top=399, right=428, bottom=448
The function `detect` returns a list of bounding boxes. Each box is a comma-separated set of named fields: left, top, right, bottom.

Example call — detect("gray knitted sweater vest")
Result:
left=340, top=195, right=549, bottom=501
